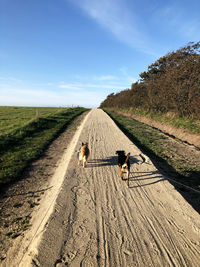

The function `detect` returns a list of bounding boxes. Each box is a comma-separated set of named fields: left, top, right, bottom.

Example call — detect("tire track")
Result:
left=29, top=109, right=200, bottom=266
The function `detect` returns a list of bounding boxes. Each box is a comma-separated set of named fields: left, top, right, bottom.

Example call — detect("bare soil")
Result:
left=0, top=112, right=88, bottom=264
left=116, top=110, right=200, bottom=149
left=1, top=109, right=200, bottom=267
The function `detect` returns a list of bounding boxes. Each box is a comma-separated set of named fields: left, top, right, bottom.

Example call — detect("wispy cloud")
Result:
left=0, top=77, right=124, bottom=107
left=69, top=0, right=155, bottom=55
left=0, top=87, right=102, bottom=108
left=0, top=76, right=23, bottom=83
left=69, top=0, right=200, bottom=56
left=72, top=71, right=136, bottom=87
left=93, top=75, right=117, bottom=81
left=59, top=82, right=124, bottom=90
left=119, top=67, right=137, bottom=84
left=59, top=84, right=83, bottom=90
left=0, top=72, right=132, bottom=108
left=73, top=74, right=118, bottom=82
left=153, top=4, right=200, bottom=41
left=178, top=19, right=200, bottom=40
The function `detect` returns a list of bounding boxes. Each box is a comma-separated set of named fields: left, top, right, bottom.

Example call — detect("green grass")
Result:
left=0, top=106, right=67, bottom=136
left=104, top=109, right=200, bottom=190
left=0, top=107, right=87, bottom=186
left=5, top=214, right=32, bottom=238
left=105, top=109, right=168, bottom=159
left=113, top=107, right=200, bottom=134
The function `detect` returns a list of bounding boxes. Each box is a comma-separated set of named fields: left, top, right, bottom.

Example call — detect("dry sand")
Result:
left=3, top=109, right=200, bottom=266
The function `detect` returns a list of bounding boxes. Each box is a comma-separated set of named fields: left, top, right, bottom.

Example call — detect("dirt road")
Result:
left=4, top=109, right=200, bottom=266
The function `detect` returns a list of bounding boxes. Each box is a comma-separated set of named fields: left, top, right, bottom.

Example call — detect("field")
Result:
left=0, top=106, right=87, bottom=186
left=0, top=106, right=71, bottom=136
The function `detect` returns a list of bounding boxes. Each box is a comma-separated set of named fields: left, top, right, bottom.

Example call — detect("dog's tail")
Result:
left=125, top=153, right=130, bottom=163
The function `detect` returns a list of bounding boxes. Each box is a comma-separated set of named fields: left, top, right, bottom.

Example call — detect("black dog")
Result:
left=116, top=150, right=130, bottom=186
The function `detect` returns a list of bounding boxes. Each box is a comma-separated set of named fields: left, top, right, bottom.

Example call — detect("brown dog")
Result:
left=78, top=143, right=90, bottom=168
left=116, top=151, right=130, bottom=186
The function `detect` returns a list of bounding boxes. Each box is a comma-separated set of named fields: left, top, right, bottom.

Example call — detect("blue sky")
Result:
left=1, top=0, right=200, bottom=108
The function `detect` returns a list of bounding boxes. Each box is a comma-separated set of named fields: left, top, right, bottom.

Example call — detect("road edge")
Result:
left=4, top=110, right=92, bottom=267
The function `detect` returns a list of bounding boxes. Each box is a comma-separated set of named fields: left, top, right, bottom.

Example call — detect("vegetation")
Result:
left=100, top=42, right=200, bottom=192
left=104, top=109, right=200, bottom=191
left=0, top=106, right=66, bottom=136
left=108, top=107, right=200, bottom=134
left=100, top=42, right=200, bottom=120
left=0, top=107, right=87, bottom=186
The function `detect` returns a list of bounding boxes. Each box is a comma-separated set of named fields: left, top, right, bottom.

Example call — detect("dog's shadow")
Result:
left=127, top=171, right=164, bottom=188
left=88, top=156, right=139, bottom=168
left=88, top=157, right=165, bottom=188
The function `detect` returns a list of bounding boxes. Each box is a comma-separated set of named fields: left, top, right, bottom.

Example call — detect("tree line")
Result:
left=100, top=42, right=200, bottom=119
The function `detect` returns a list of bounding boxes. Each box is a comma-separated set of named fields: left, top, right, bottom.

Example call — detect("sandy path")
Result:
left=6, top=109, right=200, bottom=266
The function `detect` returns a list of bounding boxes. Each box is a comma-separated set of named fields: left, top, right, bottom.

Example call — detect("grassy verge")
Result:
left=104, top=109, right=200, bottom=191
left=0, top=107, right=88, bottom=186
left=111, top=107, right=200, bottom=134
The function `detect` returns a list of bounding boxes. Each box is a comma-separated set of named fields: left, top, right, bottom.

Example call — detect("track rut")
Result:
left=8, top=109, right=200, bottom=266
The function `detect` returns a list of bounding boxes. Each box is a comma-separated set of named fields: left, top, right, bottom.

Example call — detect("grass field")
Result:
left=0, top=106, right=87, bottom=186
left=0, top=106, right=67, bottom=136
